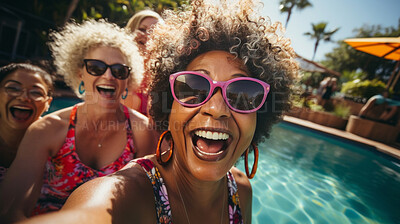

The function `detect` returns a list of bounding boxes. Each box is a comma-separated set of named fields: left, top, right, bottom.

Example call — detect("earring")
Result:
left=121, top=88, right=128, bottom=99
left=156, top=130, right=174, bottom=165
left=244, top=142, right=259, bottom=179
left=78, top=81, right=85, bottom=94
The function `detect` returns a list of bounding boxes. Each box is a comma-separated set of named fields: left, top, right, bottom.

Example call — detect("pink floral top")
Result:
left=134, top=158, right=243, bottom=224
left=32, top=104, right=135, bottom=215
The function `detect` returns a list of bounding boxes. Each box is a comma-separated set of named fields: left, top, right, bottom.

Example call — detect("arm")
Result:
left=0, top=112, right=69, bottom=223
left=17, top=177, right=117, bottom=224
left=231, top=167, right=252, bottom=224
left=17, top=162, right=156, bottom=224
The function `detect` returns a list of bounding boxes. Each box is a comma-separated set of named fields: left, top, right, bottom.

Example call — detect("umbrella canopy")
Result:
left=344, top=37, right=400, bottom=61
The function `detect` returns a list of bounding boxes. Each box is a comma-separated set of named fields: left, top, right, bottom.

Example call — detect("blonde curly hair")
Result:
left=48, top=19, right=143, bottom=97
left=147, top=0, right=299, bottom=144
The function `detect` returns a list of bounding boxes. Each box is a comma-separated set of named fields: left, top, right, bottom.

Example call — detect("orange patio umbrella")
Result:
left=344, top=37, right=400, bottom=90
left=344, top=37, right=400, bottom=61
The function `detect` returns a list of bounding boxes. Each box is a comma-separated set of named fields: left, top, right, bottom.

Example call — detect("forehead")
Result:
left=85, top=46, right=128, bottom=64
left=1, top=69, right=48, bottom=89
left=187, top=50, right=248, bottom=73
left=140, top=17, right=158, bottom=27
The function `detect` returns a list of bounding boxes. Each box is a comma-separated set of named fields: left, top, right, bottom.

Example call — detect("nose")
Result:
left=17, top=89, right=31, bottom=101
left=103, top=67, right=114, bottom=79
left=200, top=89, right=231, bottom=119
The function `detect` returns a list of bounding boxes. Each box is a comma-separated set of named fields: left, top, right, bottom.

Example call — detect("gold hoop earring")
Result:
left=156, top=130, right=174, bottom=165
left=244, top=142, right=259, bottom=179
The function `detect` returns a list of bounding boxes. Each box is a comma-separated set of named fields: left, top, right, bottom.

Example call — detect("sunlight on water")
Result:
left=236, top=122, right=400, bottom=224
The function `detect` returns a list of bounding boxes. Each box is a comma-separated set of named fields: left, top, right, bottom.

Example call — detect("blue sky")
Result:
left=261, top=0, right=400, bottom=61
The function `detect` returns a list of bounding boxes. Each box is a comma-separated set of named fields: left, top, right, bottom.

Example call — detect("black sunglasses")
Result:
left=83, top=59, right=131, bottom=80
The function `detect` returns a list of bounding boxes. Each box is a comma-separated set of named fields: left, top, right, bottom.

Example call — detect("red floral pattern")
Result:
left=32, top=105, right=135, bottom=215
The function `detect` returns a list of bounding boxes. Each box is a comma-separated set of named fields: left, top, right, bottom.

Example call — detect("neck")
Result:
left=0, top=123, right=26, bottom=151
left=164, top=160, right=227, bottom=223
left=0, top=123, right=26, bottom=167
left=80, top=102, right=125, bottom=126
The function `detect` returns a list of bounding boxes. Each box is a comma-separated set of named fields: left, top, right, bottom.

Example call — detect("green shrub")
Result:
left=332, top=104, right=351, bottom=118
left=341, top=79, right=386, bottom=99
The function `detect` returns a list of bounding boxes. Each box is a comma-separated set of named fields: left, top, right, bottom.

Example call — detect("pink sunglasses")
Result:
left=169, top=71, right=270, bottom=113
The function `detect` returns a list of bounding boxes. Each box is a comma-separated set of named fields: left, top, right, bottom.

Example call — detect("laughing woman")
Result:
left=0, top=63, right=53, bottom=180
left=0, top=20, right=156, bottom=223
left=17, top=0, right=298, bottom=223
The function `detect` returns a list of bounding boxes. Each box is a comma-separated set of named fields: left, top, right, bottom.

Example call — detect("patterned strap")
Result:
left=134, top=159, right=172, bottom=224
left=69, top=105, right=78, bottom=128
left=122, top=105, right=135, bottom=155
left=227, top=171, right=244, bottom=224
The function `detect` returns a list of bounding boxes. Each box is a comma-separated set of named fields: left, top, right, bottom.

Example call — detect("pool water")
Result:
left=236, top=122, right=400, bottom=224
left=44, top=97, right=82, bottom=115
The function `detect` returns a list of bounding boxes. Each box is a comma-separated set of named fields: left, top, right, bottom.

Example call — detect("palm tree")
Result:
left=279, top=0, right=312, bottom=29
left=304, top=22, right=340, bottom=61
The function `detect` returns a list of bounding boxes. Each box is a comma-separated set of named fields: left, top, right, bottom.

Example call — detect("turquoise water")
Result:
left=237, top=122, right=400, bottom=224
left=44, top=97, right=82, bottom=115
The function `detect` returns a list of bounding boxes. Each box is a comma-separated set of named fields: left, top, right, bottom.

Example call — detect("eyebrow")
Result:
left=4, top=80, right=47, bottom=90
left=5, top=80, right=22, bottom=85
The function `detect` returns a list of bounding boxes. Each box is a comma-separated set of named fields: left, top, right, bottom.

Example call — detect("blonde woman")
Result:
left=122, top=9, right=163, bottom=115
left=0, top=19, right=157, bottom=223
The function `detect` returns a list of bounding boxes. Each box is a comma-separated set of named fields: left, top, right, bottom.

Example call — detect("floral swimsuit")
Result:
left=32, top=104, right=135, bottom=215
left=134, top=158, right=244, bottom=224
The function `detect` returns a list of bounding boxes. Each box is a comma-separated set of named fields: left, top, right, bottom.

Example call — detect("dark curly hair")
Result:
left=147, top=0, right=298, bottom=144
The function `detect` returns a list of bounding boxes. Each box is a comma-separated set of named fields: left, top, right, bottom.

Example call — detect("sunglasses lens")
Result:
left=86, top=60, right=107, bottom=76
left=226, top=80, right=265, bottom=111
left=111, top=65, right=130, bottom=80
left=173, top=73, right=210, bottom=105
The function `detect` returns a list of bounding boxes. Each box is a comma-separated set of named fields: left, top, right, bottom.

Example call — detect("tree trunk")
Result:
left=312, top=40, right=319, bottom=61
left=285, top=5, right=294, bottom=29
left=64, top=0, right=80, bottom=25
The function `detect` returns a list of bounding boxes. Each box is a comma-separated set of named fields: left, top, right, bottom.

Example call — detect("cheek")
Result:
left=168, top=101, right=196, bottom=149
left=35, top=101, right=49, bottom=115
left=237, top=113, right=257, bottom=145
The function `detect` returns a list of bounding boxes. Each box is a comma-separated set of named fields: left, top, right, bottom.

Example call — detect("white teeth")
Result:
left=194, top=130, right=229, bottom=140
left=12, top=105, right=31, bottom=110
left=97, top=85, right=115, bottom=90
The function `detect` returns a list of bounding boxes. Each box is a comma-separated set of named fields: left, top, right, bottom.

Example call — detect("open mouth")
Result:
left=191, top=129, right=231, bottom=161
left=96, top=85, right=116, bottom=98
left=10, top=105, right=33, bottom=122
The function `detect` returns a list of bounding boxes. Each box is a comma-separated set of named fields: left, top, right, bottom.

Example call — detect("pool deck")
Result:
left=283, top=115, right=400, bottom=160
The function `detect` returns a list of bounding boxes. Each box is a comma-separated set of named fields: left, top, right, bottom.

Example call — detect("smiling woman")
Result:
left=0, top=20, right=157, bottom=223
left=0, top=63, right=53, bottom=178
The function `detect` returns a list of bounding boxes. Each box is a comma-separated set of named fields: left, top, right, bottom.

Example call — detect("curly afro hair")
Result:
left=147, top=0, right=298, bottom=144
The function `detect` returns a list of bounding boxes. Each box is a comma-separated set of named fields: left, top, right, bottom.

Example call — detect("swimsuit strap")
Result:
left=133, top=158, right=172, bottom=224
left=122, top=105, right=135, bottom=154
left=227, top=171, right=244, bottom=224
left=69, top=105, right=79, bottom=128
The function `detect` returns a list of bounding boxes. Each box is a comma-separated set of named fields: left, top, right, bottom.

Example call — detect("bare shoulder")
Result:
left=33, top=107, right=70, bottom=130
left=230, top=166, right=252, bottom=224
left=126, top=107, right=158, bottom=157
left=23, top=107, right=72, bottom=155
left=230, top=166, right=252, bottom=194
left=127, top=107, right=150, bottom=126
left=62, top=160, right=157, bottom=223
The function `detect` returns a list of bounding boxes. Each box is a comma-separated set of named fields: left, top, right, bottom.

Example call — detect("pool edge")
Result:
left=282, top=115, right=400, bottom=161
